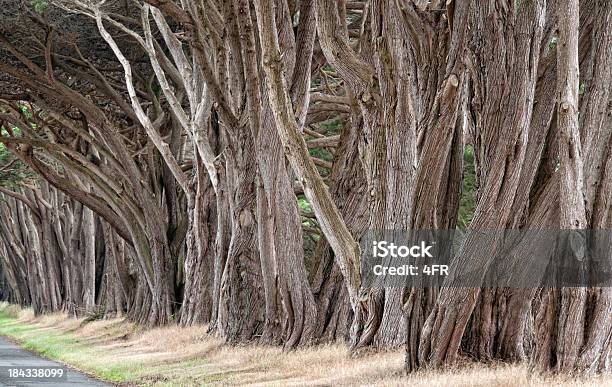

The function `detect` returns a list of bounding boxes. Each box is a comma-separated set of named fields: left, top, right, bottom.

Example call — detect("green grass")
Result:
left=0, top=306, right=230, bottom=386
left=457, top=145, right=477, bottom=229
left=0, top=309, right=139, bottom=383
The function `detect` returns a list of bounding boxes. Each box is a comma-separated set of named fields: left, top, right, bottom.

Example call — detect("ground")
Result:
left=0, top=303, right=609, bottom=386
left=0, top=336, right=108, bottom=386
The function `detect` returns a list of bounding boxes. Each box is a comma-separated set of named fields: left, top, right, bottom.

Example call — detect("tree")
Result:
left=0, top=0, right=609, bottom=376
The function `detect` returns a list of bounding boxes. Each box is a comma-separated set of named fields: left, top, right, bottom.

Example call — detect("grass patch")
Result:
left=0, top=305, right=147, bottom=383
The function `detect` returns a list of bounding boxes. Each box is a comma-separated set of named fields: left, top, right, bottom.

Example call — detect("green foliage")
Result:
left=298, top=196, right=319, bottom=235
left=309, top=147, right=333, bottom=162
left=297, top=196, right=320, bottom=276
left=308, top=119, right=342, bottom=178
left=301, top=120, right=341, bottom=258
left=457, top=146, right=476, bottom=230
left=297, top=197, right=312, bottom=212
left=0, top=139, right=34, bottom=189
left=30, top=0, right=48, bottom=13
left=320, top=118, right=342, bottom=135
left=0, top=109, right=36, bottom=188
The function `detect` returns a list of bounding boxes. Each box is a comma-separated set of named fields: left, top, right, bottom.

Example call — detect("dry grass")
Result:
left=0, top=302, right=28, bottom=319
left=0, top=304, right=610, bottom=386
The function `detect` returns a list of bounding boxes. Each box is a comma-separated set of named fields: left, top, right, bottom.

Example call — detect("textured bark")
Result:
left=533, top=0, right=612, bottom=373
left=555, top=0, right=588, bottom=371
left=254, top=0, right=362, bottom=312
left=180, top=152, right=216, bottom=326
left=81, top=207, right=96, bottom=313
left=217, top=133, right=265, bottom=341
left=312, top=114, right=368, bottom=343
left=256, top=177, right=283, bottom=344
left=234, top=0, right=317, bottom=347
left=208, top=161, right=230, bottom=333
left=420, top=0, right=546, bottom=368
left=0, top=183, right=131, bottom=318
left=463, top=17, right=560, bottom=362
left=314, top=0, right=471, bottom=352
left=101, top=222, right=130, bottom=316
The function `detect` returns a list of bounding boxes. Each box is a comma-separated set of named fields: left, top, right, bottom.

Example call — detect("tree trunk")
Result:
left=419, top=0, right=546, bottom=368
